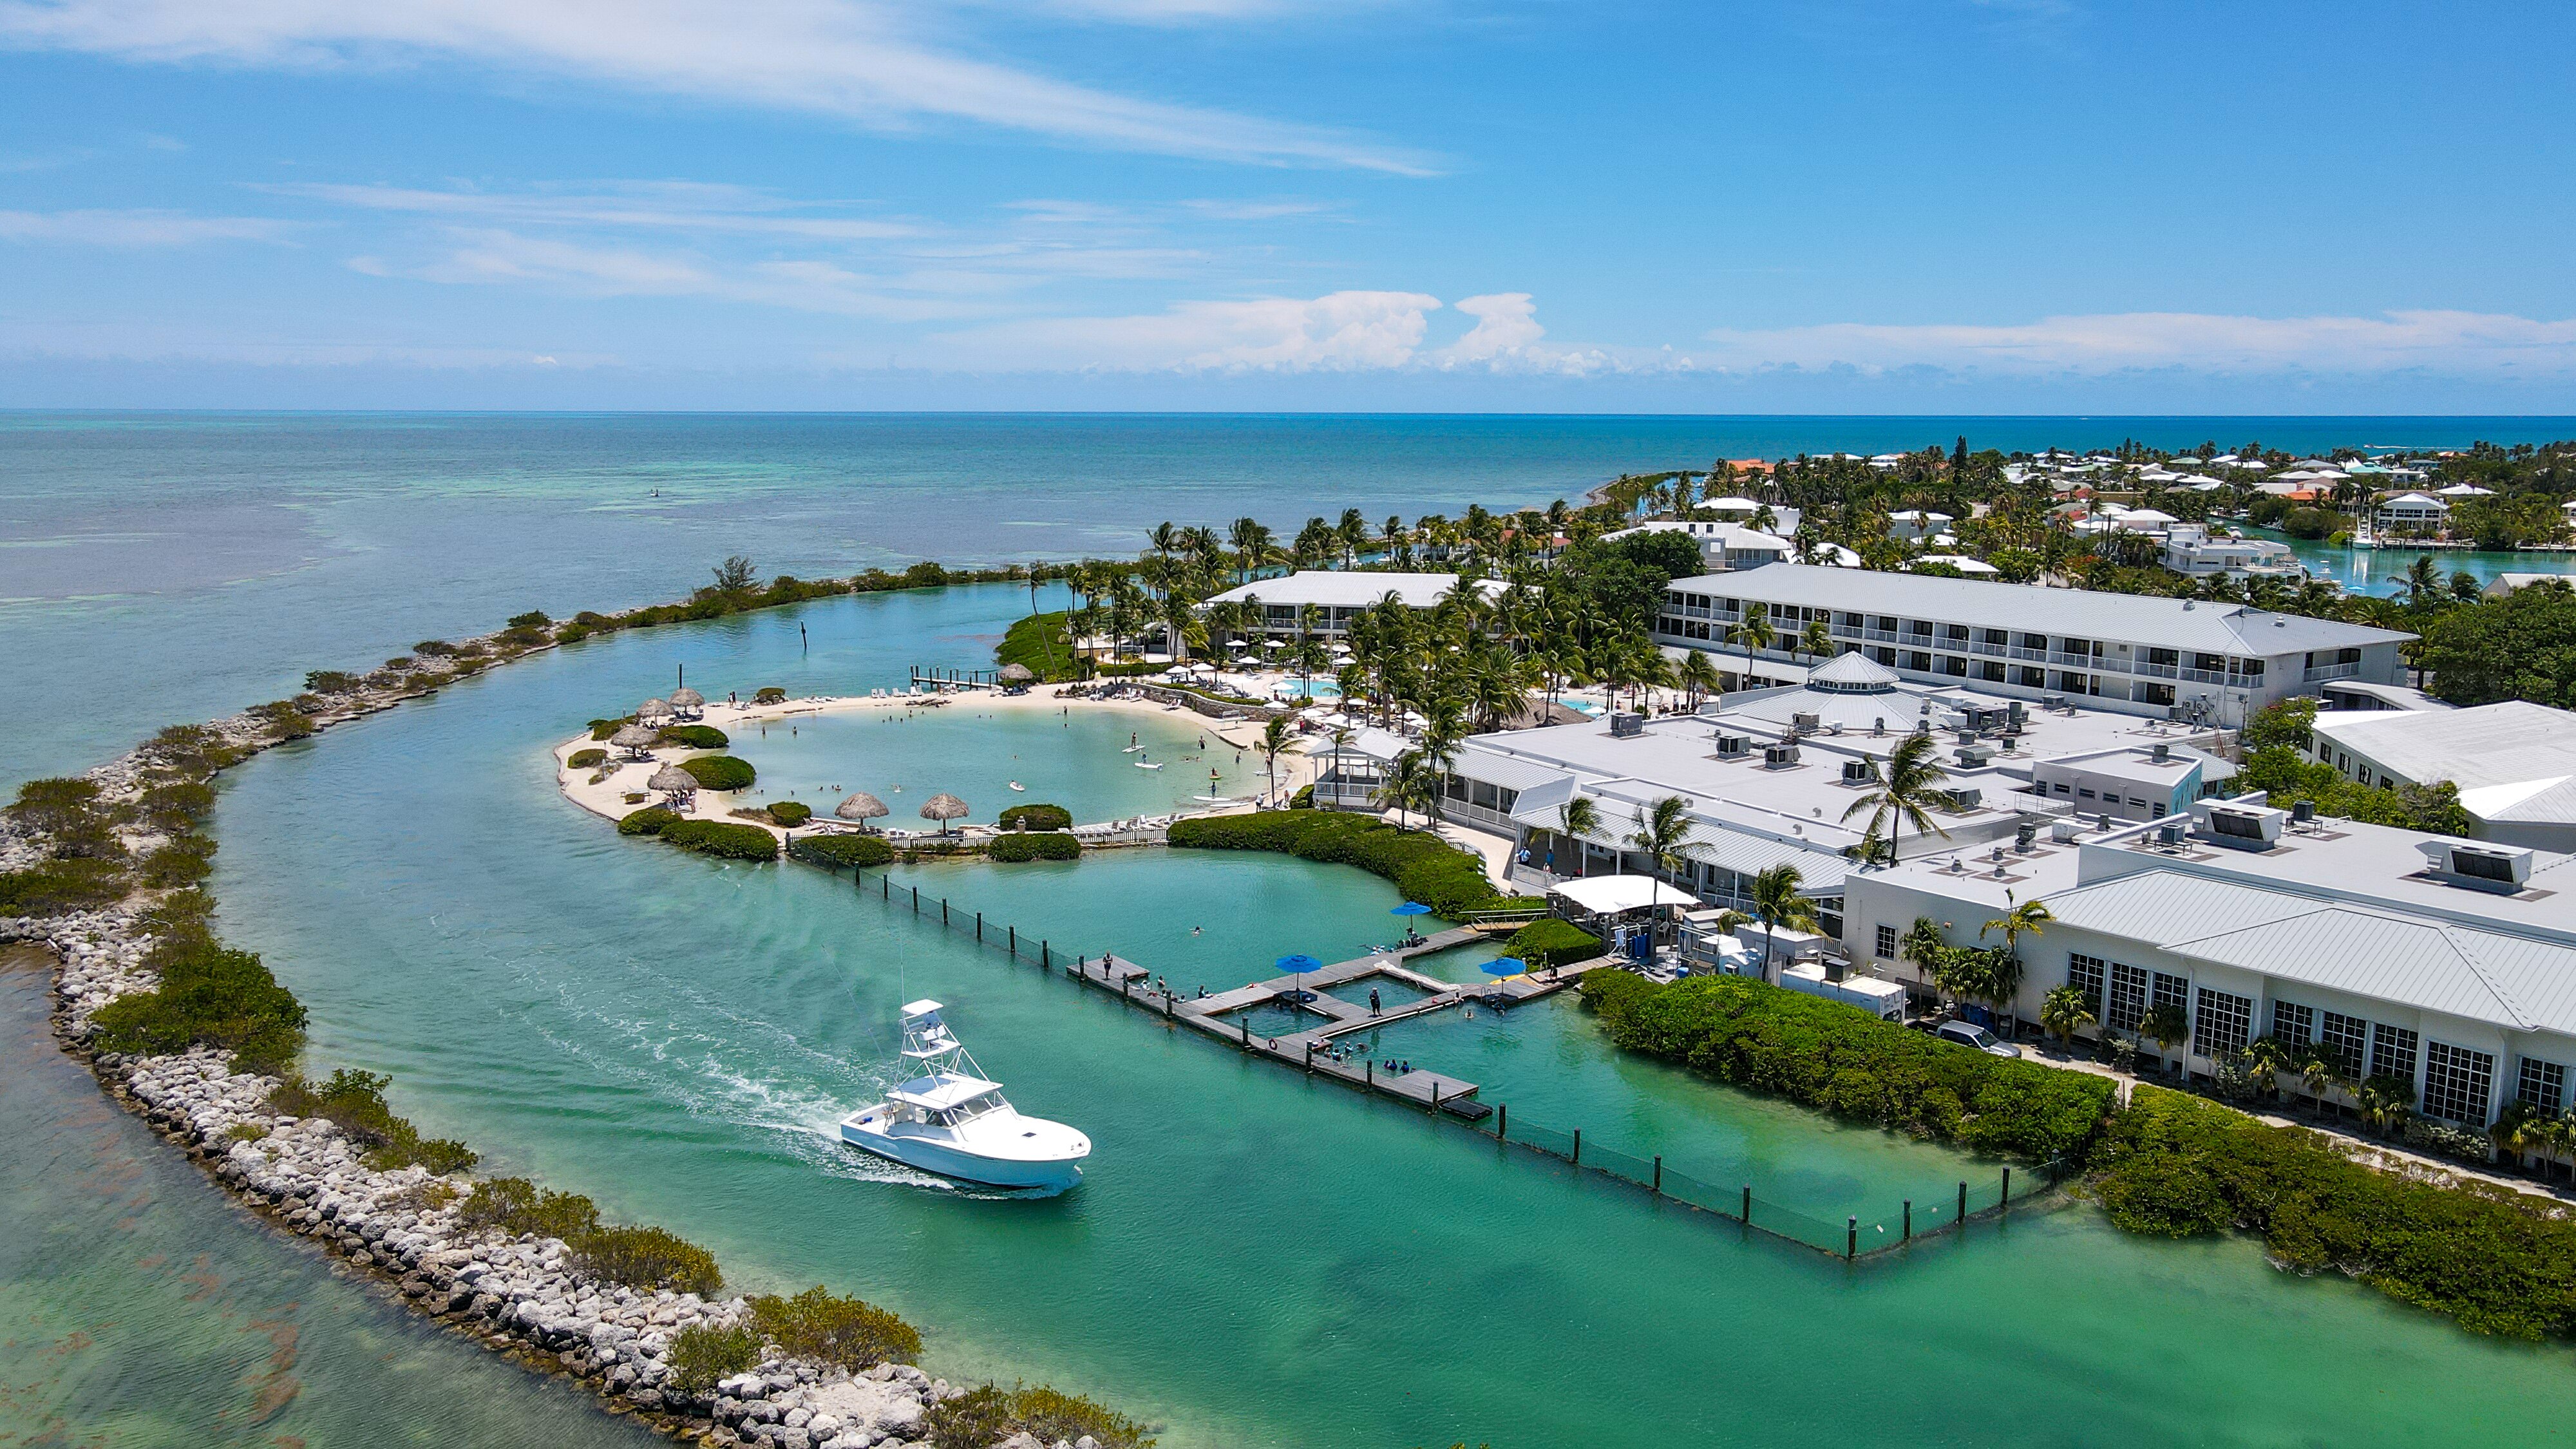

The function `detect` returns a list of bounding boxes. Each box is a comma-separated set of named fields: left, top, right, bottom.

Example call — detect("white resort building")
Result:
left=1842, top=802, right=2576, bottom=1147
left=2307, top=701, right=2576, bottom=853
left=2159, top=523, right=2304, bottom=580
left=1599, top=520, right=1796, bottom=572
left=1203, top=571, right=1504, bottom=636
left=1653, top=564, right=2412, bottom=726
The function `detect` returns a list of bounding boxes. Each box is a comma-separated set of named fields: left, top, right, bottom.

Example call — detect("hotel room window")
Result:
left=2271, top=1001, right=2313, bottom=1049
left=1875, top=923, right=1898, bottom=960
left=2518, top=1057, right=2566, bottom=1113
left=2422, top=1043, right=2494, bottom=1125
left=2371, top=1024, right=2419, bottom=1084
left=2067, top=955, right=2105, bottom=1016
left=2319, top=1012, right=2368, bottom=1077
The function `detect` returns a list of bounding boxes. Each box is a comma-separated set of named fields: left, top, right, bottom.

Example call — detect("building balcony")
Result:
left=2304, top=662, right=2363, bottom=683
left=2009, top=646, right=2049, bottom=661
left=2134, top=661, right=2180, bottom=679
left=2180, top=668, right=2231, bottom=685
left=1970, top=639, right=2007, bottom=657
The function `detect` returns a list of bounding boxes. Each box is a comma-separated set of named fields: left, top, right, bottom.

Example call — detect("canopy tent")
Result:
left=1547, top=876, right=1697, bottom=917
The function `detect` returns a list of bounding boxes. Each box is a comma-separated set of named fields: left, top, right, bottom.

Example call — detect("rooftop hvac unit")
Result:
left=2157, top=822, right=2186, bottom=848
left=1950, top=786, right=1983, bottom=810
left=2417, top=840, right=2534, bottom=892
left=2291, top=799, right=2316, bottom=826
left=1790, top=710, right=1821, bottom=734
left=1955, top=744, right=1994, bottom=768
left=2193, top=801, right=2284, bottom=850
left=2014, top=821, right=2040, bottom=851
left=2151, top=742, right=2171, bottom=762
left=2050, top=819, right=2083, bottom=844
left=1763, top=741, right=1801, bottom=769
left=1712, top=732, right=1750, bottom=759
left=1841, top=758, right=1873, bottom=784
left=1609, top=712, right=1646, bottom=738
left=2041, top=694, right=2068, bottom=712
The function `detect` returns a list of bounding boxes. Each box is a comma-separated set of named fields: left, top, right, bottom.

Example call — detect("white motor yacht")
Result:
left=838, top=1000, right=1089, bottom=1190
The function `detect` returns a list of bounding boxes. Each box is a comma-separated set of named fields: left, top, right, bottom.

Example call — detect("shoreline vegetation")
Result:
left=1, top=553, right=1168, bottom=1449
left=1579, top=969, right=2576, bottom=1343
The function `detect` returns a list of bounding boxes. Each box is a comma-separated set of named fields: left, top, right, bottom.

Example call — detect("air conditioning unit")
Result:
left=1609, top=712, right=1645, bottom=738
left=2418, top=840, right=2534, bottom=892
left=1949, top=786, right=1983, bottom=810
left=2192, top=801, right=2284, bottom=850
left=1790, top=710, right=1821, bottom=734
left=1841, top=759, right=1873, bottom=784
left=1763, top=741, right=1801, bottom=769
left=1712, top=732, right=1750, bottom=759
left=2050, top=819, right=2083, bottom=844
left=2156, top=821, right=2186, bottom=848
left=1955, top=744, right=1994, bottom=768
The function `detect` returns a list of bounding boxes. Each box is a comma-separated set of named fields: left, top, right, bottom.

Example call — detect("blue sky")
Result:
left=2, top=0, right=2571, bottom=412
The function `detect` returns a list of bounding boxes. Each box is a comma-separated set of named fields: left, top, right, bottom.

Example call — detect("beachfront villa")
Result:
left=1843, top=806, right=2576, bottom=1151
left=1203, top=570, right=1505, bottom=636
left=2374, top=491, right=2452, bottom=535
left=1651, top=565, right=2412, bottom=726
left=1599, top=519, right=1797, bottom=572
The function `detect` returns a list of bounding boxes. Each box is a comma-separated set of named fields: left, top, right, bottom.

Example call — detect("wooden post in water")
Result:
left=911, top=885, right=920, bottom=912
left=1430, top=1083, right=1441, bottom=1113
left=1008, top=925, right=1016, bottom=956
left=1303, top=1041, right=1313, bottom=1073
left=1571, top=1128, right=1582, bottom=1166
left=975, top=911, right=983, bottom=942
left=1903, top=1200, right=1912, bottom=1242
left=2002, top=1166, right=2011, bottom=1208
left=1242, top=1018, right=1251, bottom=1047
left=1741, top=1185, right=1752, bottom=1224
left=882, top=875, right=889, bottom=900
left=941, top=898, right=949, bottom=926
left=1497, top=1103, right=1506, bottom=1139
left=1957, top=1180, right=1967, bottom=1224
left=1652, top=1155, right=1663, bottom=1195
left=1365, top=1059, right=1372, bottom=1085
left=1041, top=940, right=1050, bottom=969
left=1846, top=1217, right=1857, bottom=1260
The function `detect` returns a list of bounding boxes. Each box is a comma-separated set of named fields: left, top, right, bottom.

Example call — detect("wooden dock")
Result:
left=1063, top=924, right=1589, bottom=1115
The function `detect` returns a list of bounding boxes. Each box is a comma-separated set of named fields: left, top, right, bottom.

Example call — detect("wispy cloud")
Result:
left=267, top=180, right=922, bottom=241
left=367, top=228, right=973, bottom=322
left=0, top=0, right=1432, bottom=173
left=1696, top=309, right=2576, bottom=377
left=943, top=289, right=1442, bottom=370
left=0, top=207, right=292, bottom=245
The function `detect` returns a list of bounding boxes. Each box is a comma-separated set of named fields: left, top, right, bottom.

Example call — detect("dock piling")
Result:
left=1903, top=1200, right=1912, bottom=1242
left=1571, top=1128, right=1581, bottom=1166
left=1497, top=1102, right=1506, bottom=1139
left=1846, top=1217, right=1857, bottom=1260
left=1009, top=925, right=1016, bottom=956
left=975, top=911, right=983, bottom=942
left=1041, top=940, right=1050, bottom=968
left=942, top=898, right=949, bottom=925
left=1957, top=1180, right=1967, bottom=1224
left=2002, top=1166, right=2012, bottom=1207
left=1652, top=1155, right=1662, bottom=1195
left=1742, top=1185, right=1752, bottom=1224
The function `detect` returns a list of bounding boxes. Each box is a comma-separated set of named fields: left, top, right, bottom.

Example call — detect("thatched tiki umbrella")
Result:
left=637, top=697, right=676, bottom=724
left=920, top=793, right=969, bottom=835
left=669, top=685, right=706, bottom=721
left=609, top=723, right=661, bottom=761
left=996, top=663, right=1035, bottom=689
left=649, top=763, right=699, bottom=806
left=835, top=792, right=890, bottom=832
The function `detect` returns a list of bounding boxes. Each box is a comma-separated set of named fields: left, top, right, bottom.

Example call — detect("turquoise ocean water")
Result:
left=10, top=413, right=2576, bottom=1446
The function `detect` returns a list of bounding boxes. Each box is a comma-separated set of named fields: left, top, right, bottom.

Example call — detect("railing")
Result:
left=2009, top=646, right=2049, bottom=661
left=2181, top=668, right=2230, bottom=685
left=2305, top=662, right=2362, bottom=682
left=2049, top=651, right=2099, bottom=668
left=1863, top=628, right=1898, bottom=643
left=1970, top=640, right=2007, bottom=656
left=2133, top=661, right=2179, bottom=678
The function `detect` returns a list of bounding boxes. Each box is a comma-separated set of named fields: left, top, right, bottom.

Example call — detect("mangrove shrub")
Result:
left=791, top=834, right=895, bottom=869
left=659, top=820, right=780, bottom=861
left=924, top=1385, right=1154, bottom=1449
left=618, top=806, right=680, bottom=836
left=1168, top=810, right=1526, bottom=918
left=680, top=755, right=757, bottom=792
left=746, top=1285, right=923, bottom=1370
left=659, top=724, right=730, bottom=750
left=998, top=802, right=1074, bottom=831
left=765, top=800, right=813, bottom=826
left=1504, top=918, right=1602, bottom=969
left=988, top=831, right=1080, bottom=862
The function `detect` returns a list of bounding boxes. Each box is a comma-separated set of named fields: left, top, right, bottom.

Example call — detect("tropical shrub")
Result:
left=745, top=1285, right=923, bottom=1369
left=1168, top=810, right=1525, bottom=918
left=2094, top=1086, right=2576, bottom=1340
left=567, top=748, right=606, bottom=769
left=139, top=834, right=216, bottom=887
left=765, top=800, right=813, bottom=826
left=658, top=724, right=730, bottom=750
left=573, top=1225, right=724, bottom=1296
left=1504, top=918, right=1602, bottom=969
left=88, top=918, right=307, bottom=1074
left=268, top=1069, right=476, bottom=1174
left=988, top=831, right=1079, bottom=862
left=589, top=718, right=627, bottom=741
left=618, top=806, right=680, bottom=837
left=998, top=802, right=1074, bottom=831
left=667, top=1321, right=761, bottom=1392
left=997, top=611, right=1074, bottom=681
left=791, top=834, right=895, bottom=868
left=752, top=687, right=788, bottom=705
left=679, top=755, right=757, bottom=791
left=659, top=820, right=780, bottom=861
left=0, top=857, right=131, bottom=914
left=8, top=777, right=122, bottom=857
left=305, top=670, right=363, bottom=694
left=924, top=1385, right=1154, bottom=1449
left=460, top=1177, right=603, bottom=1240
left=1578, top=969, right=2114, bottom=1160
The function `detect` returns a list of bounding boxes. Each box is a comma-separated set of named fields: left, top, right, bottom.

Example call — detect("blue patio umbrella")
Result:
left=1479, top=956, right=1527, bottom=978
left=1390, top=902, right=1432, bottom=917
left=1275, top=952, right=1324, bottom=1003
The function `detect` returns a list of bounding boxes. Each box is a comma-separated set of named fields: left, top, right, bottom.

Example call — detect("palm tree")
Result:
left=1148, top=522, right=1181, bottom=601
left=2300, top=1041, right=2349, bottom=1119
left=1799, top=618, right=1834, bottom=665
left=2039, top=984, right=2096, bottom=1051
left=2244, top=1036, right=2298, bottom=1098
left=1978, top=895, right=2050, bottom=1034
left=1727, top=603, right=1775, bottom=690
left=1624, top=795, right=1697, bottom=884
left=1256, top=715, right=1293, bottom=807
left=1841, top=732, right=1955, bottom=864
left=1554, top=794, right=1598, bottom=877
left=2356, top=1074, right=2416, bottom=1136
left=1747, top=863, right=1819, bottom=985
left=1676, top=649, right=1722, bottom=712
left=2140, top=999, right=2190, bottom=1077
left=1375, top=748, right=1438, bottom=828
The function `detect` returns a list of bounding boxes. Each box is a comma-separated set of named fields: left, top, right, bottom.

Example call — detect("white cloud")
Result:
left=0, top=207, right=290, bottom=245
left=269, top=181, right=921, bottom=241
left=1696, top=309, right=2576, bottom=377
left=383, top=227, right=974, bottom=321
left=943, top=288, right=1440, bottom=370
left=0, top=0, right=1430, bottom=173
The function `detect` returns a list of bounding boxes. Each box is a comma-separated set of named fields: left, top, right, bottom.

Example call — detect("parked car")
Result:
left=1934, top=1020, right=2022, bottom=1057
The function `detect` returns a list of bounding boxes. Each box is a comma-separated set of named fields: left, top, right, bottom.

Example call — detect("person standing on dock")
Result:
left=1369, top=987, right=1381, bottom=1016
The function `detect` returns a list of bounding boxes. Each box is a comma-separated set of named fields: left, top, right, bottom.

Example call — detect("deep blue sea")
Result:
left=8, top=412, right=2570, bottom=792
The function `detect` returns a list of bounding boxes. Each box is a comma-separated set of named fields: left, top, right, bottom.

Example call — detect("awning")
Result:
left=1548, top=876, right=1698, bottom=915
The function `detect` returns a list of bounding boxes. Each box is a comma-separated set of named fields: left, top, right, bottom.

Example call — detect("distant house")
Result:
left=2374, top=493, right=2451, bottom=534
left=1601, top=520, right=1792, bottom=573
left=2162, top=524, right=2303, bottom=580
left=1203, top=571, right=1502, bottom=636
left=1886, top=509, right=1953, bottom=544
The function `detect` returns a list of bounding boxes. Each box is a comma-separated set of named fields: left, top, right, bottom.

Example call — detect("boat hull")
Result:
left=838, top=1116, right=1087, bottom=1190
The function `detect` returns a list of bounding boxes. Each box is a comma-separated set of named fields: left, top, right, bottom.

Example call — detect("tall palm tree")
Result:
left=1256, top=715, right=1294, bottom=807
left=1980, top=895, right=2052, bottom=961
left=1677, top=649, right=1722, bottom=712
left=1337, top=507, right=1370, bottom=567
left=1376, top=748, right=1437, bottom=829
left=1799, top=618, right=1834, bottom=665
left=2039, top=984, right=2096, bottom=1051
left=1728, top=603, right=1774, bottom=690
left=1554, top=794, right=1598, bottom=877
left=1748, top=863, right=1819, bottom=985
left=1148, top=522, right=1182, bottom=601
left=1841, top=732, right=1955, bottom=864
left=1625, top=795, right=1697, bottom=883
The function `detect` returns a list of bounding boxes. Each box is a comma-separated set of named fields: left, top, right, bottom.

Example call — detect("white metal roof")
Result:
left=1206, top=571, right=1499, bottom=611
left=891, top=1071, right=1003, bottom=1110
left=1669, top=564, right=2411, bottom=657
left=2312, top=701, right=2576, bottom=805
left=1549, top=876, right=1698, bottom=914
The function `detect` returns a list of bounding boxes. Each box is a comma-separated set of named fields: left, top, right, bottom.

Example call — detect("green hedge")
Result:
left=659, top=724, right=730, bottom=750
left=2095, top=1086, right=2576, bottom=1340
left=924, top=1385, right=1154, bottom=1449
left=766, top=800, right=813, bottom=826
left=618, top=806, right=680, bottom=836
left=746, top=1285, right=923, bottom=1370
left=89, top=905, right=307, bottom=1074
left=679, top=755, right=757, bottom=791
left=1578, top=969, right=2113, bottom=1160
left=567, top=748, right=606, bottom=769
left=998, top=802, right=1074, bottom=831
left=660, top=819, right=780, bottom=861
left=1166, top=810, right=1528, bottom=918
left=0, top=857, right=132, bottom=914
left=268, top=1069, right=476, bottom=1175
left=1504, top=918, right=1602, bottom=969
left=574, top=1224, right=724, bottom=1296
left=989, top=831, right=1080, bottom=862
left=791, top=834, right=895, bottom=868
left=667, top=1322, right=760, bottom=1392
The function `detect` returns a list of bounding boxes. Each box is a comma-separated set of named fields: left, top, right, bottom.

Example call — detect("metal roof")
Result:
left=1670, top=564, right=2412, bottom=656
left=1676, top=826, right=1853, bottom=893
left=2043, top=869, right=2576, bottom=1034
left=1206, top=571, right=1501, bottom=611
left=2313, top=700, right=2576, bottom=800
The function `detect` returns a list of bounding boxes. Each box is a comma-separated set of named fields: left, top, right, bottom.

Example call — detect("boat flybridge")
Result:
left=838, top=1000, right=1090, bottom=1190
